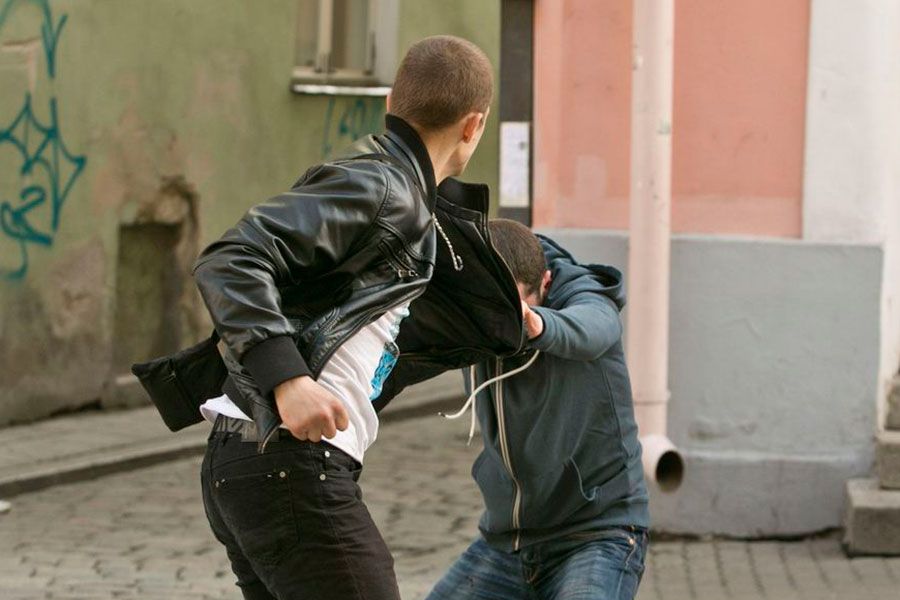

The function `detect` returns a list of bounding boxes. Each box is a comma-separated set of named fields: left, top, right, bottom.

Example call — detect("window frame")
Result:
left=292, top=0, right=396, bottom=96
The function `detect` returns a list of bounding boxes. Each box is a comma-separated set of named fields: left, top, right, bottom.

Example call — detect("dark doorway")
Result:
left=112, top=223, right=184, bottom=373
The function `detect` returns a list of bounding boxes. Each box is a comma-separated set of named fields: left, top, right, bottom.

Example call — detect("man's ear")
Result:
left=542, top=269, right=552, bottom=294
left=461, top=111, right=486, bottom=143
left=385, top=93, right=392, bottom=113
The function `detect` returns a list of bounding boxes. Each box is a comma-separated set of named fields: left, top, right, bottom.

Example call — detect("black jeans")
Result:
left=200, top=427, right=400, bottom=600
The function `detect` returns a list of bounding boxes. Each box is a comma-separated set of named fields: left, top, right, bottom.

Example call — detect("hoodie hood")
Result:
left=537, top=234, right=626, bottom=312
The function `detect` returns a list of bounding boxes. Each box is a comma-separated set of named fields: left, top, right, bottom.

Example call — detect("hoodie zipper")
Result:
left=493, top=356, right=523, bottom=551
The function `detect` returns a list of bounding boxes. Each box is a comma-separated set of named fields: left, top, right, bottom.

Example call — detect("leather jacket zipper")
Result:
left=379, top=239, right=419, bottom=280
left=307, top=285, right=426, bottom=383
left=493, top=356, right=523, bottom=551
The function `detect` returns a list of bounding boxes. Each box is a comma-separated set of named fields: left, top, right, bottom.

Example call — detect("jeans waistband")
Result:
left=212, top=414, right=292, bottom=443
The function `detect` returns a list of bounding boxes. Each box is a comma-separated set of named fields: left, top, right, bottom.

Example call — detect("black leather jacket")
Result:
left=191, top=115, right=524, bottom=449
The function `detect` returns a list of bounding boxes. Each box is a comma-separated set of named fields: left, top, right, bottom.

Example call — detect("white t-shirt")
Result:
left=200, top=303, right=410, bottom=463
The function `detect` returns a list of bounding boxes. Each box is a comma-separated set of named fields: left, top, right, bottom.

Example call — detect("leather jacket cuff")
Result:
left=242, top=335, right=312, bottom=397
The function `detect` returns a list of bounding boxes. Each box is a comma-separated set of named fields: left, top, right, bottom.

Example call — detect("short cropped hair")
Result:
left=390, top=35, right=493, bottom=130
left=489, top=219, right=546, bottom=296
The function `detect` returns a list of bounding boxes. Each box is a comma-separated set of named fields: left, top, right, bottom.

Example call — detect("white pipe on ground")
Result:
left=627, top=0, right=684, bottom=492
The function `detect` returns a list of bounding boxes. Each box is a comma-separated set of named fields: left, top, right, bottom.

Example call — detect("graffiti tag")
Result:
left=321, top=97, right=385, bottom=159
left=0, top=0, right=86, bottom=281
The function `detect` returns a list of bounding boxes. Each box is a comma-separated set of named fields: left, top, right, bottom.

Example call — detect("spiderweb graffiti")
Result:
left=0, top=0, right=86, bottom=281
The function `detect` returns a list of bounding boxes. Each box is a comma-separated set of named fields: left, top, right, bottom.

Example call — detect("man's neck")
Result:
left=418, top=129, right=459, bottom=185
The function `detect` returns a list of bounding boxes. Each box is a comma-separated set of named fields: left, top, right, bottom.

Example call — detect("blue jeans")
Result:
left=426, top=527, right=648, bottom=600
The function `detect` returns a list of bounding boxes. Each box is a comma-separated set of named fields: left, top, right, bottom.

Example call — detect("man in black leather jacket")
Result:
left=192, top=36, right=495, bottom=600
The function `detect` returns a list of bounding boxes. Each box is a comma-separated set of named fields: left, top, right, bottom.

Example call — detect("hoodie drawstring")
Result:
left=440, top=350, right=541, bottom=445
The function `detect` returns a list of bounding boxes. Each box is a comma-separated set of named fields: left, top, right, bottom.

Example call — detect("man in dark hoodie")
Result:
left=426, top=219, right=649, bottom=600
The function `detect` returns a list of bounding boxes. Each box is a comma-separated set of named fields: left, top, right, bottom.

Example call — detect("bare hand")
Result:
left=521, top=300, right=544, bottom=339
left=274, top=376, right=349, bottom=442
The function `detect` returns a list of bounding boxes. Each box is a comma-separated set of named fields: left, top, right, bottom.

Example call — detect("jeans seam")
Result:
left=313, top=444, right=366, bottom=600
left=613, top=566, right=627, bottom=599
left=522, top=558, right=537, bottom=587
left=626, top=538, right=638, bottom=563
left=283, top=453, right=302, bottom=564
left=617, top=535, right=643, bottom=598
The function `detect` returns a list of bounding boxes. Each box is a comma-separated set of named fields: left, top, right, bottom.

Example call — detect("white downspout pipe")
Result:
left=627, top=0, right=684, bottom=492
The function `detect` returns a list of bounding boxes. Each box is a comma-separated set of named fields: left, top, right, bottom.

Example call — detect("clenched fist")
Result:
left=521, top=300, right=544, bottom=340
left=274, top=376, right=349, bottom=442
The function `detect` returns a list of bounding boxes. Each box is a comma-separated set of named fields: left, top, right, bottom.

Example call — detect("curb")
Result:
left=0, top=389, right=463, bottom=500
left=0, top=431, right=208, bottom=499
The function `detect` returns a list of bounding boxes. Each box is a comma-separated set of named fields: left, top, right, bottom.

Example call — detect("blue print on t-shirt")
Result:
left=369, top=341, right=399, bottom=401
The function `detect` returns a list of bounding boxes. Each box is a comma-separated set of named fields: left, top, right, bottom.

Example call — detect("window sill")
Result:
left=290, top=82, right=392, bottom=97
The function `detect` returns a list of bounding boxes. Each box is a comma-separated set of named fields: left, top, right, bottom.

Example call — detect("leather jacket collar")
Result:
left=383, top=114, right=437, bottom=211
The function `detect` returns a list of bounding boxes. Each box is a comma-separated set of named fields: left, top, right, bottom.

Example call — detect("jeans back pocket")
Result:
left=212, top=467, right=299, bottom=570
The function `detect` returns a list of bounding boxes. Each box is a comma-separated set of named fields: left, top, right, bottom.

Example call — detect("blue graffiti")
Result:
left=0, top=0, right=86, bottom=281
left=0, top=96, right=86, bottom=280
left=0, top=0, right=66, bottom=76
left=321, top=97, right=386, bottom=159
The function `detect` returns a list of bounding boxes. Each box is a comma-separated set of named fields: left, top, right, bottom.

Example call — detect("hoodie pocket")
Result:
left=518, top=457, right=594, bottom=530
left=471, top=451, right=517, bottom=533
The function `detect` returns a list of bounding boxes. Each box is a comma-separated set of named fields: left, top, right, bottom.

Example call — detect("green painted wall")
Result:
left=0, top=0, right=500, bottom=425
left=398, top=0, right=501, bottom=195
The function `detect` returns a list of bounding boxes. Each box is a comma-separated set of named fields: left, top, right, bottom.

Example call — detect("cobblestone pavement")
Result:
left=2, top=414, right=899, bottom=599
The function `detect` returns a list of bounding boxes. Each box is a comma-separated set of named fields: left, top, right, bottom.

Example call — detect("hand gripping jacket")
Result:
left=133, top=117, right=525, bottom=451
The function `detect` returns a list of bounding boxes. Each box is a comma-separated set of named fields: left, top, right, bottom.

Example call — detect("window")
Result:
left=293, top=0, right=397, bottom=95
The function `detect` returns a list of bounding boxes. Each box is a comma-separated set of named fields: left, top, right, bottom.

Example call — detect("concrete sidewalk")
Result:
left=0, top=372, right=464, bottom=499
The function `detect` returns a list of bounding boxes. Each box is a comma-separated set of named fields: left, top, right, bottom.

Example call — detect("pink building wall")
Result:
left=533, top=0, right=810, bottom=237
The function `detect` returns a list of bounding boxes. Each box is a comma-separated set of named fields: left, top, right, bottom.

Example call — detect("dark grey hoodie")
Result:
left=468, top=234, right=649, bottom=552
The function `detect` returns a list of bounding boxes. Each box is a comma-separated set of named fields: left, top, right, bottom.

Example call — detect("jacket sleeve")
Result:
left=192, top=161, right=387, bottom=397
left=528, top=292, right=622, bottom=361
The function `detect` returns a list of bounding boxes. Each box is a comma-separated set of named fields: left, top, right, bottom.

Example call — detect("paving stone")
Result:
left=2, top=417, right=900, bottom=598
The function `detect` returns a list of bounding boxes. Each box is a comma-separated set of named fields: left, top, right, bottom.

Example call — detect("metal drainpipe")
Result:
left=627, top=0, right=684, bottom=492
